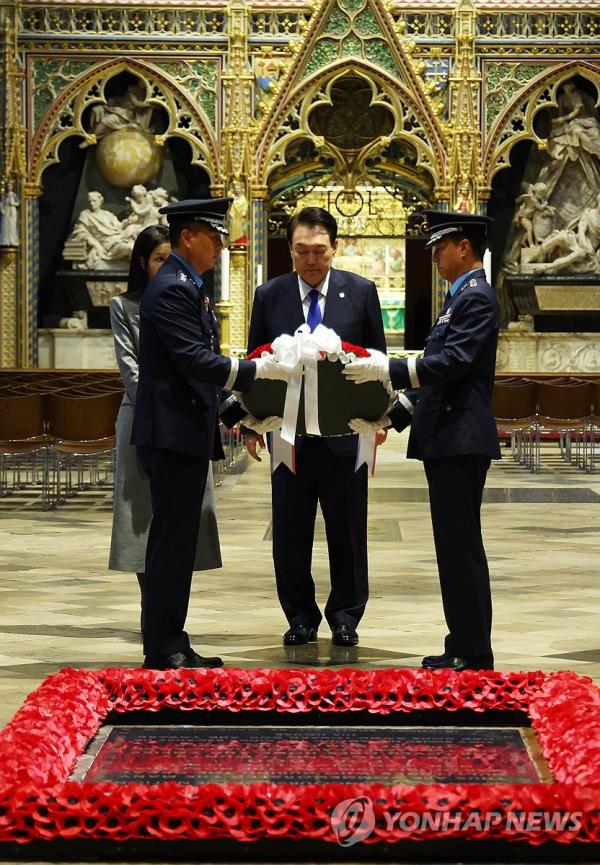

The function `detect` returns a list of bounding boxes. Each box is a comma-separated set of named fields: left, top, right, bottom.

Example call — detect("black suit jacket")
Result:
left=389, top=268, right=501, bottom=461
left=132, top=255, right=255, bottom=459
left=247, top=268, right=386, bottom=457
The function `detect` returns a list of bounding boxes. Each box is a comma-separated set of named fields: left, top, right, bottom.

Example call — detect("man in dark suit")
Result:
left=132, top=198, right=289, bottom=670
left=345, top=211, right=500, bottom=671
left=244, top=206, right=387, bottom=647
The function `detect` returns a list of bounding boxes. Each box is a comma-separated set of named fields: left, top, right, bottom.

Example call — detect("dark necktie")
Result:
left=307, top=289, right=322, bottom=332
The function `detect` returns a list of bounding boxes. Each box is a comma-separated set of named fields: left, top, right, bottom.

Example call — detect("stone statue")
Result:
left=122, top=184, right=160, bottom=233
left=149, top=187, right=171, bottom=223
left=520, top=228, right=591, bottom=274
left=502, top=82, right=600, bottom=287
left=64, top=191, right=133, bottom=270
left=83, top=81, right=154, bottom=145
left=541, top=82, right=600, bottom=196
left=228, top=182, right=248, bottom=245
left=0, top=180, right=20, bottom=247
left=574, top=191, right=600, bottom=258
left=513, top=182, right=555, bottom=248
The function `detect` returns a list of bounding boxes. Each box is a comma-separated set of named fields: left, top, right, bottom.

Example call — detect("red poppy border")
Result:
left=0, top=667, right=599, bottom=846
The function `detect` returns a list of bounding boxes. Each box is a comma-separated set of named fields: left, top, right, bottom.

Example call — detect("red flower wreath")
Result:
left=247, top=341, right=371, bottom=360
left=0, top=668, right=599, bottom=846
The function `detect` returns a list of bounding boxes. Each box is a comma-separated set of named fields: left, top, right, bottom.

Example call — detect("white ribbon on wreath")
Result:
left=266, top=324, right=389, bottom=477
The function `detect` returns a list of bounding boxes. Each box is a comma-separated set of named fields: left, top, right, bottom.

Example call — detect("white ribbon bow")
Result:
left=271, top=324, right=343, bottom=444
left=268, top=324, right=384, bottom=477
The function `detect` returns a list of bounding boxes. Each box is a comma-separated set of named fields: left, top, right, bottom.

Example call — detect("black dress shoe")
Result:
left=331, top=624, right=359, bottom=646
left=283, top=625, right=318, bottom=646
left=421, top=652, right=494, bottom=671
left=143, top=648, right=224, bottom=670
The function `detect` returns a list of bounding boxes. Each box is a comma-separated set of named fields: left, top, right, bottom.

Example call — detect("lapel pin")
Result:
left=339, top=291, right=345, bottom=298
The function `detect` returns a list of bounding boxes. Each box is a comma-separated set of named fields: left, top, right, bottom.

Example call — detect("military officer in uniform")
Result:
left=345, top=211, right=500, bottom=671
left=132, top=198, right=289, bottom=670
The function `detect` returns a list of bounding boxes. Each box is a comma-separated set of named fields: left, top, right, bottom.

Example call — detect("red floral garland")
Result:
left=0, top=667, right=599, bottom=845
left=247, top=341, right=370, bottom=360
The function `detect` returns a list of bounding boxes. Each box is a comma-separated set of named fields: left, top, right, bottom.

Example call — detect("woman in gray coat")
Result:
left=109, top=224, right=221, bottom=585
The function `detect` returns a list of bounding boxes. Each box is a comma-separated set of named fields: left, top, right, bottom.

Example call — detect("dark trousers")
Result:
left=271, top=437, right=368, bottom=630
left=138, top=447, right=208, bottom=658
left=423, top=455, right=493, bottom=658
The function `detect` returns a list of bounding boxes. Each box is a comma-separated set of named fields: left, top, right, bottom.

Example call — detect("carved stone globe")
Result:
left=95, top=129, right=162, bottom=188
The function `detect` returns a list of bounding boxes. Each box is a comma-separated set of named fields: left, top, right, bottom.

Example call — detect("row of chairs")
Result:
left=0, top=370, right=122, bottom=395
left=493, top=378, right=600, bottom=473
left=0, top=373, right=248, bottom=506
left=0, top=385, right=123, bottom=508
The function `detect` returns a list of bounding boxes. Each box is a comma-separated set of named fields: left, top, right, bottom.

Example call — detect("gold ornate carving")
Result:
left=483, top=61, right=600, bottom=186
left=28, top=57, right=219, bottom=186
left=280, top=183, right=412, bottom=237
left=446, top=0, right=483, bottom=208
left=221, top=1, right=253, bottom=183
left=0, top=249, right=19, bottom=368
left=1, top=3, right=26, bottom=367
left=228, top=248, right=248, bottom=353
left=254, top=0, right=446, bottom=194
left=1, top=3, right=27, bottom=184
left=220, top=0, right=254, bottom=351
left=215, top=300, right=234, bottom=357
left=22, top=182, right=42, bottom=198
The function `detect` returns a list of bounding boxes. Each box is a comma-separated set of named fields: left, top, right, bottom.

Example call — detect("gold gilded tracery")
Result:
left=256, top=63, right=442, bottom=197
left=2, top=0, right=600, bottom=366
left=253, top=0, right=446, bottom=195
left=29, top=58, right=219, bottom=188
left=483, top=61, right=600, bottom=186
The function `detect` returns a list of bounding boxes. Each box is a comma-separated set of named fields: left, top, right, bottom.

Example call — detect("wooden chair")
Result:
left=532, top=381, right=592, bottom=473
left=583, top=380, right=600, bottom=473
left=45, top=390, right=122, bottom=505
left=0, top=393, right=53, bottom=504
left=492, top=380, right=537, bottom=469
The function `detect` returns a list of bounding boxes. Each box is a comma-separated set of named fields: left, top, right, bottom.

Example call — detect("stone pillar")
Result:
left=251, top=187, right=269, bottom=290
left=228, top=247, right=247, bottom=353
left=215, top=300, right=234, bottom=356
left=0, top=248, right=18, bottom=366
left=430, top=194, right=451, bottom=319
left=21, top=184, right=41, bottom=366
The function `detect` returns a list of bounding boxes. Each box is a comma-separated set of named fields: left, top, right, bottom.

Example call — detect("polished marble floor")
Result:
left=1, top=431, right=599, bottom=730
left=1, top=434, right=599, bottom=863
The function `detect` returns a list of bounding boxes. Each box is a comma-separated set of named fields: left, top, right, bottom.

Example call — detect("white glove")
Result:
left=253, top=354, right=290, bottom=382
left=243, top=415, right=283, bottom=435
left=342, top=349, right=390, bottom=384
left=348, top=415, right=392, bottom=434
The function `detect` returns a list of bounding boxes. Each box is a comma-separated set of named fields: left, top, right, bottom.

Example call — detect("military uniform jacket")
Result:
left=389, top=268, right=501, bottom=461
left=132, top=255, right=255, bottom=459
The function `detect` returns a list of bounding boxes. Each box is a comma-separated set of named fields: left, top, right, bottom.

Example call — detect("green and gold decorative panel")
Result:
left=300, top=0, right=403, bottom=82
left=155, top=60, right=219, bottom=128
left=19, top=6, right=226, bottom=38
left=389, top=10, right=454, bottom=40
left=477, top=11, right=600, bottom=41
left=249, top=11, right=311, bottom=38
left=31, top=59, right=91, bottom=133
left=485, top=62, right=549, bottom=131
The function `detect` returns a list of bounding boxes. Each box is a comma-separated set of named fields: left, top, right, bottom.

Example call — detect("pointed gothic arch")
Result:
left=29, top=58, right=219, bottom=187
left=483, top=61, right=600, bottom=186
left=255, top=60, right=445, bottom=194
